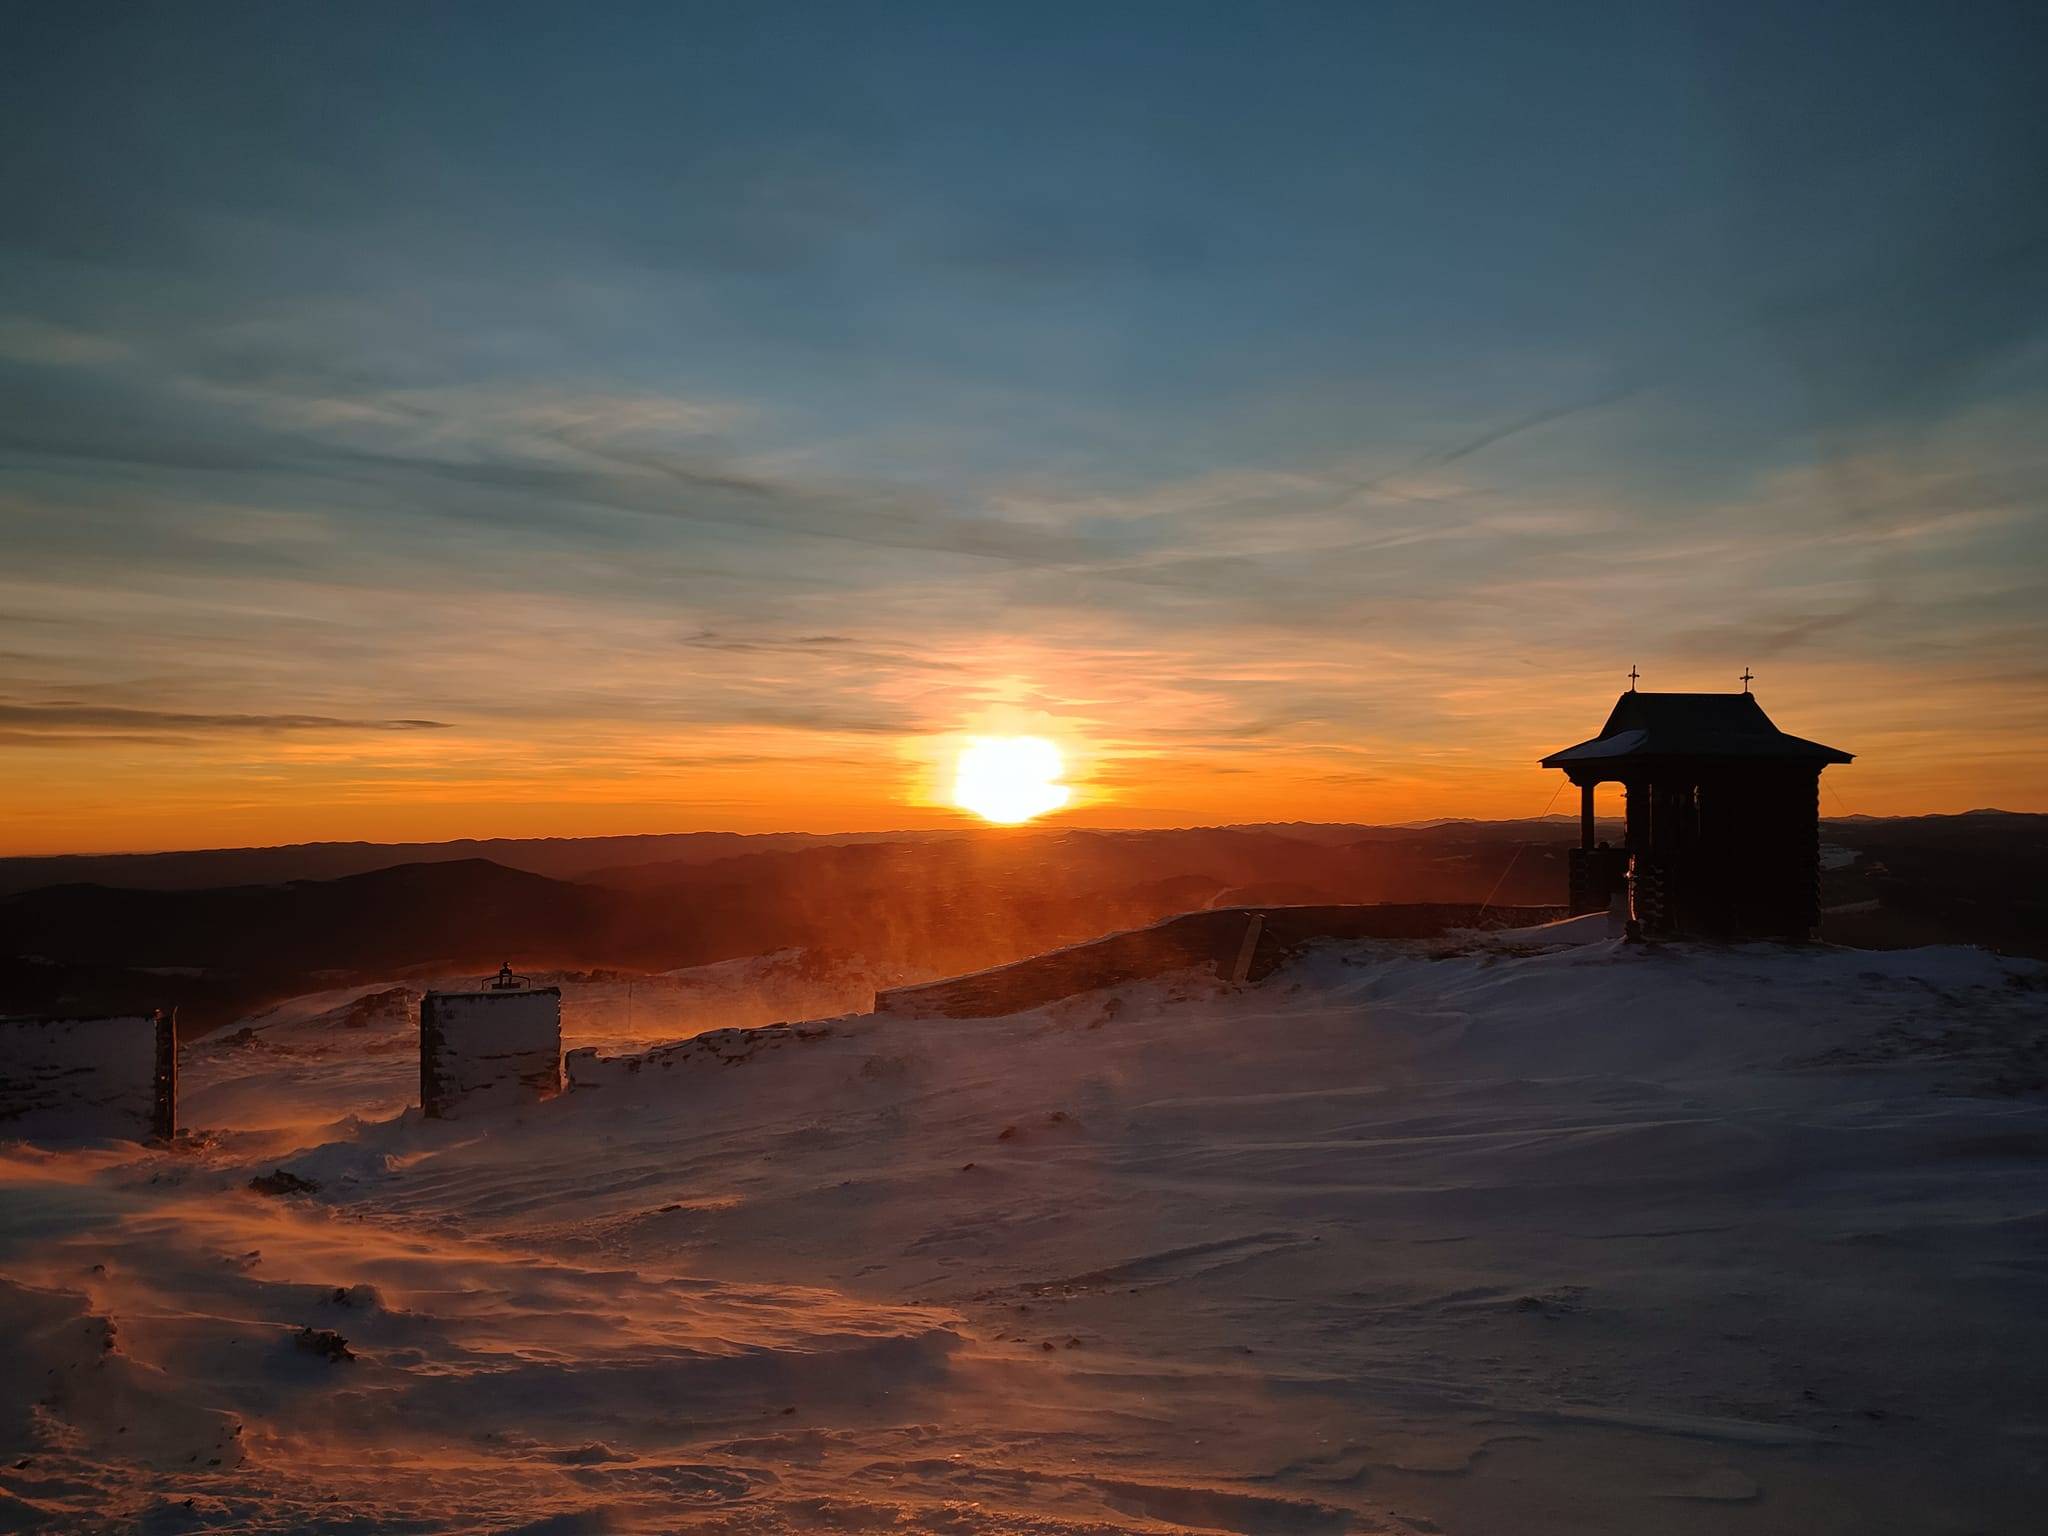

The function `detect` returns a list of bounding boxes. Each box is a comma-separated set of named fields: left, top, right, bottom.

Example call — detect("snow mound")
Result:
left=5, top=939, right=2046, bottom=1532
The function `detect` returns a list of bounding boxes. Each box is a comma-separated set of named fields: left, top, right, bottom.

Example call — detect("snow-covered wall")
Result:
left=876, top=912, right=1250, bottom=1020
left=419, top=988, right=562, bottom=1117
left=876, top=903, right=1569, bottom=1020
left=0, top=1012, right=176, bottom=1140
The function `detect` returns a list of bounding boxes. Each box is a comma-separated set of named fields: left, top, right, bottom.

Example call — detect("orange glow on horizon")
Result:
left=0, top=651, right=2039, bottom=856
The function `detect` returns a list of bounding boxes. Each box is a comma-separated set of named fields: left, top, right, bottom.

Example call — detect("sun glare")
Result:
left=952, top=736, right=1071, bottom=824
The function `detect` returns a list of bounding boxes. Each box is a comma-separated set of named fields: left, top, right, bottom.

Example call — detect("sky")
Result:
left=3, top=0, right=2045, bottom=854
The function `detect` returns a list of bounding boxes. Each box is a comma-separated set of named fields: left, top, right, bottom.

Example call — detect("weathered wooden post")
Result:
left=1226, top=912, right=1266, bottom=986
left=151, top=1007, right=178, bottom=1141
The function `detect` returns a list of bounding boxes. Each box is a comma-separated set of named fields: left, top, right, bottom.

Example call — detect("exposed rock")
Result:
left=248, top=1170, right=319, bottom=1197
left=293, top=1327, right=353, bottom=1362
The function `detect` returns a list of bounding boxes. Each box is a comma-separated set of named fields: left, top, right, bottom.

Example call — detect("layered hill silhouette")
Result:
left=0, top=829, right=935, bottom=898
left=4, top=813, right=2041, bottom=1030
left=0, top=824, right=1588, bottom=1027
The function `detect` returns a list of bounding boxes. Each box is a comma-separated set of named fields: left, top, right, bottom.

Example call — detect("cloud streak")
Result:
left=3, top=3, right=2045, bottom=850
left=0, top=706, right=451, bottom=734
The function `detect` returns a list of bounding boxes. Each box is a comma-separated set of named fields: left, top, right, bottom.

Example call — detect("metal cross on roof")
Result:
left=1741, top=667, right=1754, bottom=693
left=1628, top=664, right=1640, bottom=691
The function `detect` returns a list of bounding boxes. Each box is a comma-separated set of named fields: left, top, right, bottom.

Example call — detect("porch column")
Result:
left=1579, top=781, right=1596, bottom=849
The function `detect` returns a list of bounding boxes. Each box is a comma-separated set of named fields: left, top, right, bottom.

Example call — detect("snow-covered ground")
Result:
left=4, top=932, right=2047, bottom=1533
left=175, top=948, right=903, bottom=1144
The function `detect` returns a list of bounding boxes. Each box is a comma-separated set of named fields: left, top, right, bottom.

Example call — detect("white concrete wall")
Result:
left=0, top=1015, right=165, bottom=1139
left=421, top=988, right=562, bottom=1116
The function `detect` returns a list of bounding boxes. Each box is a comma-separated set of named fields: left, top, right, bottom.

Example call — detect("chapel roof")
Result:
left=1540, top=691, right=1853, bottom=769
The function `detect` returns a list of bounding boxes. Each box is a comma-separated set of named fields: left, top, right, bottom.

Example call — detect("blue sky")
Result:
left=3, top=1, right=2044, bottom=849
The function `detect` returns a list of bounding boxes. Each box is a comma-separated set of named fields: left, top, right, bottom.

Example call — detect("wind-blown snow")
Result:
left=175, top=950, right=899, bottom=1146
left=4, top=935, right=2046, bottom=1533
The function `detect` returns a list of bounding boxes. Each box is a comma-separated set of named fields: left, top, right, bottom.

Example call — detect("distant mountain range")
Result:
left=0, top=829, right=944, bottom=898
left=4, top=812, right=2041, bottom=1030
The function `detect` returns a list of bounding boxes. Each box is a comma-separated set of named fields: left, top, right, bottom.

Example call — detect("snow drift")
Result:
left=3, top=931, right=2046, bottom=1533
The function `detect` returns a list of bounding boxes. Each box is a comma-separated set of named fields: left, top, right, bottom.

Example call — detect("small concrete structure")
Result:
left=419, top=964, right=562, bottom=1118
left=0, top=1009, right=177, bottom=1140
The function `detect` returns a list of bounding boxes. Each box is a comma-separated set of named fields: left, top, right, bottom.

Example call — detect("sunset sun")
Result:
left=952, top=736, right=1071, bottom=824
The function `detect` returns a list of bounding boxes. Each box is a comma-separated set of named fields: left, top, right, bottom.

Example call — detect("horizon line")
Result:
left=2, top=807, right=2036, bottom=864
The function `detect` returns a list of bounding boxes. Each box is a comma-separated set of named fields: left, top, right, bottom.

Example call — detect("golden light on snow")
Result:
left=951, top=736, right=1071, bottom=824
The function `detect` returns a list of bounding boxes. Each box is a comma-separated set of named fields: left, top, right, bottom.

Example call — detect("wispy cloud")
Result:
left=0, top=705, right=450, bottom=733
left=4, top=1, right=2045, bottom=849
